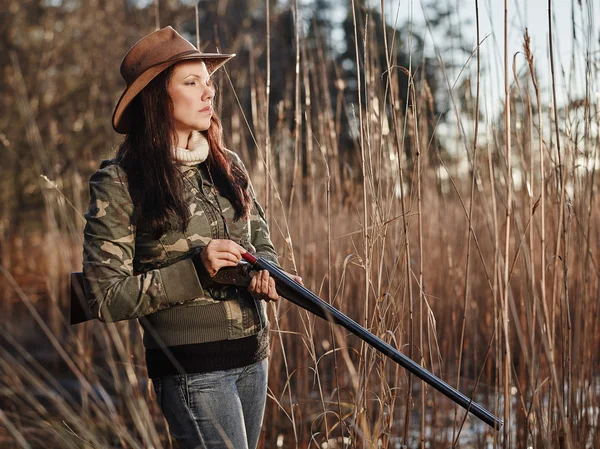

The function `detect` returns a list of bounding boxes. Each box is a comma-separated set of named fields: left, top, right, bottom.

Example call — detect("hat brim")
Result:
left=112, top=52, right=235, bottom=134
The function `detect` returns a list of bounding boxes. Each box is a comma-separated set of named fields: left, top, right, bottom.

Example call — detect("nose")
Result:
left=201, top=83, right=214, bottom=102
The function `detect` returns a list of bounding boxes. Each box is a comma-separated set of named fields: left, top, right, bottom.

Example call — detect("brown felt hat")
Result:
left=112, top=26, right=235, bottom=134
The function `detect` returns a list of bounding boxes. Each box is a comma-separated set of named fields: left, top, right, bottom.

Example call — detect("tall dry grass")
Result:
left=1, top=0, right=599, bottom=448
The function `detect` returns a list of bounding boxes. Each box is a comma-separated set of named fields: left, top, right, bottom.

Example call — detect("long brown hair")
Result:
left=115, top=64, right=251, bottom=238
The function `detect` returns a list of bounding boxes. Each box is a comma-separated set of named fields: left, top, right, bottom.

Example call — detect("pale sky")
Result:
left=376, top=0, right=599, bottom=113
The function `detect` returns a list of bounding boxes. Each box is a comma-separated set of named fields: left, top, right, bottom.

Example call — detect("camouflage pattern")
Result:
left=82, top=150, right=277, bottom=348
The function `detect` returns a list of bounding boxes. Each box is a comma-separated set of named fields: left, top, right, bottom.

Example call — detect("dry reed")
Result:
left=1, top=0, right=599, bottom=448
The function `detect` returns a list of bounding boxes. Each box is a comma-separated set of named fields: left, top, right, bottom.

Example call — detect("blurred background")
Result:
left=1, top=0, right=599, bottom=448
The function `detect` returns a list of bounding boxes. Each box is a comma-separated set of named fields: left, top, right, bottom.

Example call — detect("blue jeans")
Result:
left=152, top=358, right=268, bottom=449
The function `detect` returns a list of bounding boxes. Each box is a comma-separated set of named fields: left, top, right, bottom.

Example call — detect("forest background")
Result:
left=1, top=0, right=599, bottom=448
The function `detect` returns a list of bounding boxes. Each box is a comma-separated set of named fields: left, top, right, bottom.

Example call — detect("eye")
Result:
left=185, top=81, right=196, bottom=86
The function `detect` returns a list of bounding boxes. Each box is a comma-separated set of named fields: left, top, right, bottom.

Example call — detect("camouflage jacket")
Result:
left=82, top=150, right=278, bottom=349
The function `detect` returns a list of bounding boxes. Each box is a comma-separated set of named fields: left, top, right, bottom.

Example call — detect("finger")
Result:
left=213, top=260, right=239, bottom=273
left=267, top=277, right=278, bottom=301
left=211, top=240, right=244, bottom=261
left=232, top=241, right=247, bottom=254
left=226, top=241, right=245, bottom=260
left=204, top=241, right=234, bottom=261
left=282, top=270, right=303, bottom=286
left=206, top=257, right=236, bottom=274
left=213, top=252, right=243, bottom=266
left=248, top=275, right=258, bottom=296
left=222, top=240, right=245, bottom=256
left=255, top=270, right=264, bottom=294
left=260, top=270, right=270, bottom=295
left=293, top=275, right=304, bottom=286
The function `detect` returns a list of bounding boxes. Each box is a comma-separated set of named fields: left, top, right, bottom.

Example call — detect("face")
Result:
left=167, top=60, right=215, bottom=147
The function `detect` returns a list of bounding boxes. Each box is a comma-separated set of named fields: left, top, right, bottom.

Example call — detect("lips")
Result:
left=200, top=106, right=212, bottom=113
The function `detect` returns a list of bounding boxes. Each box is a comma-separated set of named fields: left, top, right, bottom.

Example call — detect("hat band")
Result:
left=165, top=49, right=201, bottom=61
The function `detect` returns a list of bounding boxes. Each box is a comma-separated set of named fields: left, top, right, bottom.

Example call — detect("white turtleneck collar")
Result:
left=172, top=130, right=209, bottom=166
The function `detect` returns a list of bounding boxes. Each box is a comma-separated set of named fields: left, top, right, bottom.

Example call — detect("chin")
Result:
left=195, top=120, right=211, bottom=132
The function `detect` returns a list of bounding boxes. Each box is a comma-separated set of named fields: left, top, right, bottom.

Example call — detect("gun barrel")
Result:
left=243, top=252, right=503, bottom=430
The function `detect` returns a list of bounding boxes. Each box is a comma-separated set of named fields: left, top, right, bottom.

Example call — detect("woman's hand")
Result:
left=248, top=270, right=304, bottom=302
left=200, top=239, right=246, bottom=277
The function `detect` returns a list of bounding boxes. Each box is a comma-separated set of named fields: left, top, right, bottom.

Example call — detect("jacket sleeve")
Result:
left=248, top=182, right=279, bottom=266
left=82, top=163, right=205, bottom=322
left=227, top=151, right=279, bottom=266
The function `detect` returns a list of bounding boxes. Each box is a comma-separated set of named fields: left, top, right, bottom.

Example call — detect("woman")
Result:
left=82, top=26, right=300, bottom=449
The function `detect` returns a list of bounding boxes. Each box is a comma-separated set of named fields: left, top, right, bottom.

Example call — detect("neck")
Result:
left=175, top=129, right=193, bottom=149
left=172, top=131, right=209, bottom=166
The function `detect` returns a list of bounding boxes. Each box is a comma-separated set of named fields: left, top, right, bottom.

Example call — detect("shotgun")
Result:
left=70, top=254, right=503, bottom=430
left=241, top=252, right=503, bottom=430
